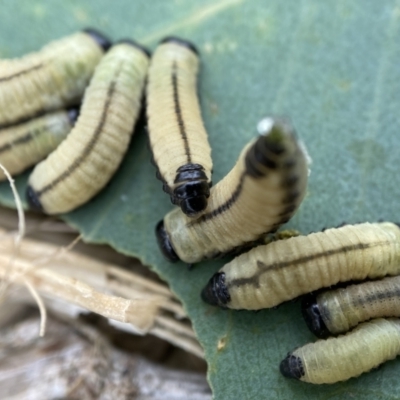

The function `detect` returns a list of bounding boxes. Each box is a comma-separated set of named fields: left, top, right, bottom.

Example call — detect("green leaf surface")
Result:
left=1, top=1, right=400, bottom=398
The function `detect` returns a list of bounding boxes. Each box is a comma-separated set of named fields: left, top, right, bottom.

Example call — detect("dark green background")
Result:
left=1, top=1, right=400, bottom=398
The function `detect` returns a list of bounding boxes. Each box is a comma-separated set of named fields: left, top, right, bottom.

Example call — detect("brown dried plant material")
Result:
left=0, top=315, right=211, bottom=399
left=0, top=167, right=203, bottom=358
left=0, top=254, right=160, bottom=331
left=0, top=229, right=204, bottom=357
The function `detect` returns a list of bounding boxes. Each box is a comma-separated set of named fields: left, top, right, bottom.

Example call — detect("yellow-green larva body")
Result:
left=0, top=30, right=108, bottom=128
left=27, top=41, right=149, bottom=214
left=157, top=118, right=309, bottom=263
left=0, top=109, right=77, bottom=180
left=280, top=318, right=400, bottom=384
left=303, top=275, right=400, bottom=337
left=147, top=38, right=212, bottom=216
left=201, top=222, right=400, bottom=310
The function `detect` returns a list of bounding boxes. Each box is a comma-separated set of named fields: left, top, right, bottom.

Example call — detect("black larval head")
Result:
left=181, top=196, right=208, bottom=217
left=160, top=36, right=198, bottom=55
left=201, top=272, right=230, bottom=307
left=301, top=294, right=331, bottom=339
left=26, top=185, right=43, bottom=212
left=82, top=27, right=112, bottom=51
left=280, top=353, right=305, bottom=380
left=155, top=220, right=179, bottom=262
left=115, top=39, right=151, bottom=57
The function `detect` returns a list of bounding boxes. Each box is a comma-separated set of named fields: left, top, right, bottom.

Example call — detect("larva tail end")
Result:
left=67, top=107, right=80, bottom=126
left=246, top=117, right=297, bottom=177
left=160, top=36, right=199, bottom=55
left=301, top=294, right=331, bottom=338
left=82, top=28, right=112, bottom=51
left=257, top=116, right=294, bottom=138
left=201, top=272, right=230, bottom=307
left=155, top=220, right=180, bottom=262
left=280, top=353, right=305, bottom=380
left=115, top=39, right=151, bottom=57
left=26, top=185, right=43, bottom=213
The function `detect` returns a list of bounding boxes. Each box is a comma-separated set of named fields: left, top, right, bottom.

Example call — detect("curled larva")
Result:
left=0, top=108, right=78, bottom=181
left=0, top=29, right=110, bottom=128
left=147, top=37, right=212, bottom=216
left=157, top=117, right=309, bottom=263
left=26, top=40, right=150, bottom=214
left=201, top=222, right=400, bottom=310
left=280, top=318, right=400, bottom=384
left=302, top=275, right=400, bottom=338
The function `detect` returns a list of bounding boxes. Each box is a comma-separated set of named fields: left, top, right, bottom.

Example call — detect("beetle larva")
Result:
left=201, top=222, right=400, bottom=310
left=280, top=318, right=400, bottom=384
left=0, top=29, right=110, bottom=128
left=302, top=275, right=400, bottom=338
left=0, top=108, right=78, bottom=181
left=146, top=37, right=212, bottom=216
left=26, top=40, right=150, bottom=214
left=157, top=117, right=309, bottom=263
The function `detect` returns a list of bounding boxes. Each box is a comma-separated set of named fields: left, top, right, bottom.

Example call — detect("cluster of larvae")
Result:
left=150, top=39, right=310, bottom=262
left=283, top=273, right=400, bottom=384
left=0, top=29, right=149, bottom=214
left=200, top=211, right=400, bottom=383
left=4, top=31, right=400, bottom=387
left=149, top=40, right=400, bottom=386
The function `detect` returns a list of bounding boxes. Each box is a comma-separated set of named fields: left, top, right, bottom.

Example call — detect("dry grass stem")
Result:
left=0, top=223, right=202, bottom=357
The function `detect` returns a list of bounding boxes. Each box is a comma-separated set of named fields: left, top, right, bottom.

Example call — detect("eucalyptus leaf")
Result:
left=1, top=1, right=400, bottom=398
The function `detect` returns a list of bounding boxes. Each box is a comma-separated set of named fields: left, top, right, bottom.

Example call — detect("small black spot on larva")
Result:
left=282, top=190, right=300, bottom=204
left=281, top=174, right=299, bottom=188
left=283, top=159, right=296, bottom=169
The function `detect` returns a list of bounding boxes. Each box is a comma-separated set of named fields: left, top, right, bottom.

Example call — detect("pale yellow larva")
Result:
left=302, top=275, right=400, bottom=337
left=26, top=40, right=150, bottom=214
left=0, top=108, right=78, bottom=180
left=280, top=318, right=400, bottom=384
left=157, top=117, right=309, bottom=263
left=0, top=29, right=109, bottom=128
left=147, top=37, right=212, bottom=216
left=201, top=222, right=400, bottom=310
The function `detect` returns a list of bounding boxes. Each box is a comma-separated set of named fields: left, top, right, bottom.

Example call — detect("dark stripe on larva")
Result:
left=228, top=240, right=391, bottom=288
left=172, top=61, right=191, bottom=163
left=188, top=172, right=246, bottom=226
left=188, top=134, right=300, bottom=226
left=0, top=110, right=49, bottom=130
left=189, top=160, right=297, bottom=226
left=0, top=63, right=43, bottom=82
left=349, top=285, right=400, bottom=307
left=0, top=129, right=43, bottom=154
left=35, top=76, right=118, bottom=196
